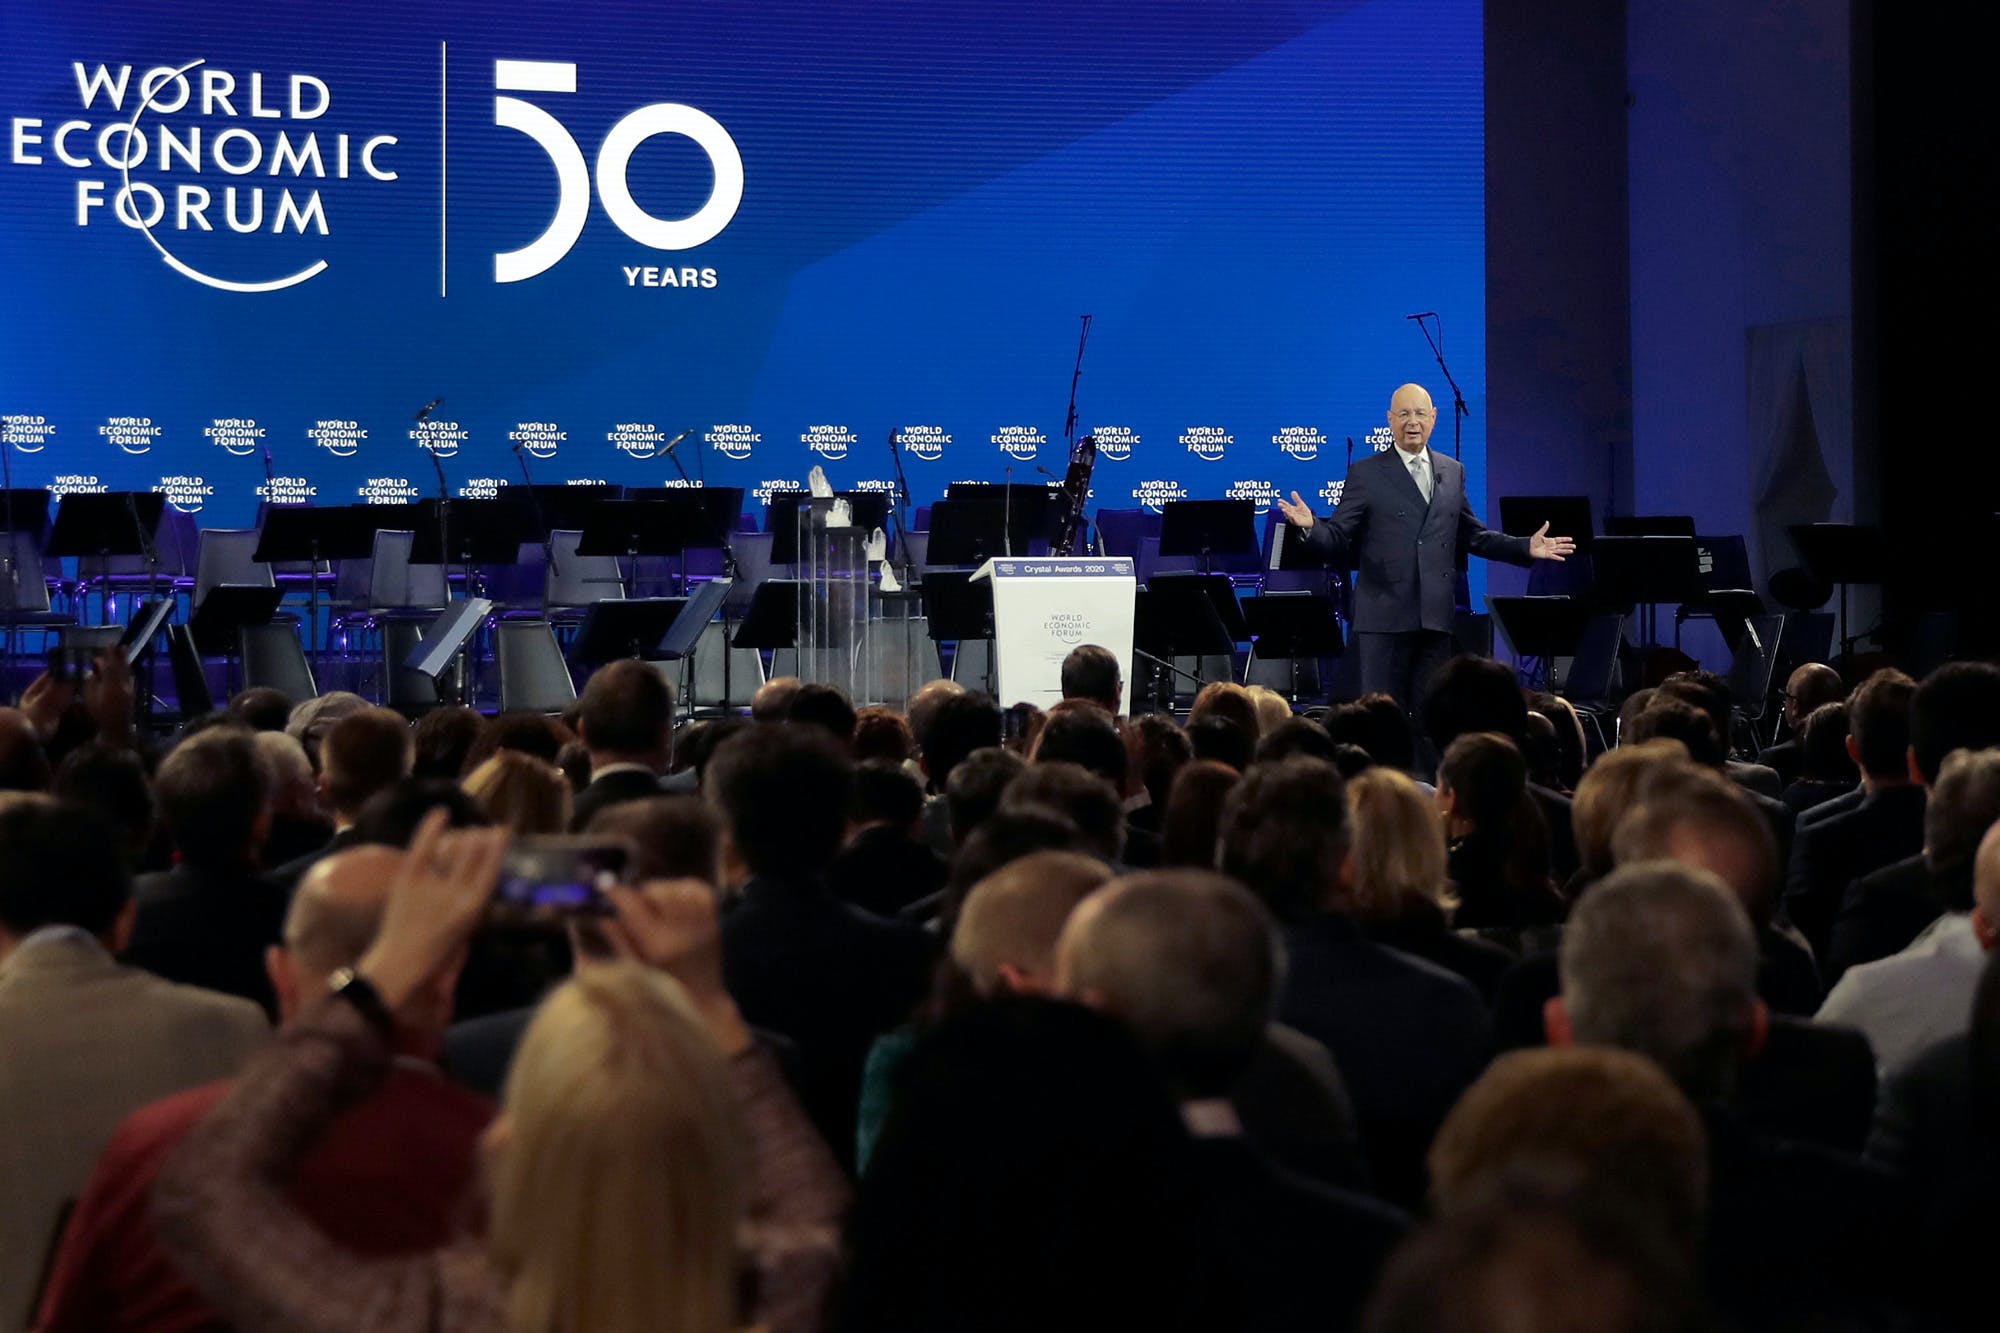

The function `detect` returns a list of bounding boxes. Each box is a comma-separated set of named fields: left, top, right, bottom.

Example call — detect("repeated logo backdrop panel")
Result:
left=0, top=0, right=1483, bottom=585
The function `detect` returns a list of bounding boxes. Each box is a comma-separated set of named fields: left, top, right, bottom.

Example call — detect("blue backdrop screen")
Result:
left=1, top=0, right=1484, bottom=581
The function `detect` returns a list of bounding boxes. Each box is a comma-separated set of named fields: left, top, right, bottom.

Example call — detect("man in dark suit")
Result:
left=266, top=707, right=412, bottom=893
left=1782, top=669, right=1924, bottom=957
left=1758, top=662, right=1846, bottom=785
left=567, top=658, right=674, bottom=830
left=1277, top=383, right=1574, bottom=708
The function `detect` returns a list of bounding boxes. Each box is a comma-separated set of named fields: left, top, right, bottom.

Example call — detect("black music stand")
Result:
left=921, top=569, right=994, bottom=642
left=924, top=499, right=1022, bottom=567
left=254, top=506, right=377, bottom=674
left=409, top=497, right=541, bottom=591
left=1589, top=535, right=1701, bottom=647
left=766, top=492, right=891, bottom=564
left=569, top=598, right=687, bottom=667
left=1486, top=594, right=1596, bottom=687
left=527, top=483, right=623, bottom=534
left=190, top=586, right=286, bottom=656
left=1, top=489, right=54, bottom=698
left=1606, top=514, right=1697, bottom=537
left=0, top=488, right=51, bottom=541
left=1789, top=523, right=1886, bottom=658
left=1499, top=495, right=1594, bottom=551
left=576, top=498, right=719, bottom=597
left=1158, top=500, right=1259, bottom=574
left=658, top=578, right=733, bottom=661
left=48, top=492, right=168, bottom=625
left=1135, top=574, right=1244, bottom=708
left=1243, top=592, right=1344, bottom=704
left=731, top=579, right=801, bottom=650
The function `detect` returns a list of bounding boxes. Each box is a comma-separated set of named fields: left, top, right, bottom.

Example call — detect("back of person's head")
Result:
left=850, top=759, right=926, bottom=832
left=1846, top=668, right=1917, bottom=781
left=1362, top=1172, right=1704, bottom=1333
left=1923, top=747, right=2000, bottom=879
left=669, top=718, right=750, bottom=785
left=1186, top=714, right=1256, bottom=772
left=919, top=690, right=1002, bottom=793
left=1188, top=683, right=1260, bottom=758
left=845, top=998, right=1217, bottom=1333
left=226, top=686, right=295, bottom=733
left=1255, top=716, right=1337, bottom=766
left=0, top=708, right=51, bottom=793
left=463, top=750, right=572, bottom=835
left=1056, top=870, right=1278, bottom=1098
left=749, top=674, right=802, bottom=723
left=944, top=807, right=1091, bottom=911
left=1626, top=696, right=1724, bottom=767
left=254, top=730, right=320, bottom=821
left=1244, top=686, right=1292, bottom=734
left=1438, top=732, right=1529, bottom=832
left=585, top=795, right=721, bottom=884
left=1424, top=655, right=1529, bottom=750
left=1161, top=759, right=1241, bottom=870
left=705, top=723, right=851, bottom=879
left=1798, top=700, right=1853, bottom=783
left=1911, top=661, right=2000, bottom=786
left=283, top=690, right=369, bottom=768
left=321, top=706, right=413, bottom=818
left=1529, top=693, right=1589, bottom=791
left=52, top=741, right=154, bottom=867
left=479, top=711, right=567, bottom=768
left=1219, top=757, right=1348, bottom=922
left=1655, top=671, right=1735, bottom=756
left=906, top=678, right=968, bottom=748
left=270, top=846, right=407, bottom=1022
left=1570, top=741, right=1695, bottom=883
left=785, top=682, right=858, bottom=744
left=1427, top=1047, right=1709, bottom=1260
left=1522, top=711, right=1564, bottom=791
left=410, top=705, right=493, bottom=781
left=1029, top=704, right=1128, bottom=788
left=1356, top=693, right=1419, bottom=773
left=576, top=659, right=674, bottom=762
left=0, top=799, right=130, bottom=942
left=1060, top=643, right=1122, bottom=713
left=1785, top=662, right=1846, bottom=723
left=1611, top=768, right=1780, bottom=927
left=1000, top=761, right=1124, bottom=862
left=951, top=851, right=1110, bottom=996
left=1345, top=767, right=1453, bottom=922
left=157, top=727, right=271, bottom=870
left=945, top=746, right=1025, bottom=843
left=852, top=706, right=916, bottom=764
left=1331, top=743, right=1377, bottom=778
left=1131, top=713, right=1192, bottom=809
left=1557, top=861, right=1760, bottom=1102
left=352, top=778, right=493, bottom=847
left=489, top=962, right=742, bottom=1333
left=1616, top=687, right=1657, bottom=745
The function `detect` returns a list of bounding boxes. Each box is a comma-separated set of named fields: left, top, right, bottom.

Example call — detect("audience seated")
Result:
left=568, top=659, right=674, bottom=830
left=1779, top=698, right=1857, bottom=815
left=1437, top=732, right=1564, bottom=932
left=225, top=685, right=296, bottom=734
left=1000, top=761, right=1128, bottom=865
left=826, top=759, right=947, bottom=918
left=942, top=744, right=1023, bottom=846
left=1629, top=690, right=1798, bottom=868
left=750, top=673, right=803, bottom=721
left=50, top=741, right=156, bottom=872
left=1060, top=642, right=1124, bottom=715
left=1759, top=662, right=1847, bottom=786
left=409, top=703, right=492, bottom=781
left=785, top=681, right=860, bottom=747
left=1655, top=670, right=1783, bottom=797
left=1423, top=655, right=1578, bottom=878
left=912, top=687, right=1000, bottom=854
left=254, top=730, right=334, bottom=868
left=1255, top=715, right=1339, bottom=766
left=936, top=807, right=1093, bottom=923
left=1161, top=758, right=1241, bottom=869
left=1056, top=870, right=1406, bottom=1332
left=1187, top=712, right=1257, bottom=771
left=850, top=704, right=916, bottom=765
left=281, top=690, right=369, bottom=769
left=462, top=749, right=571, bottom=834
left=267, top=705, right=412, bottom=890
left=1563, top=738, right=1690, bottom=898
left=1526, top=692, right=1588, bottom=793
left=0, top=800, right=268, bottom=1325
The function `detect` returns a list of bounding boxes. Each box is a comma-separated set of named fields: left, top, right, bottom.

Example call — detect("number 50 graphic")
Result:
left=493, top=60, right=744, bottom=283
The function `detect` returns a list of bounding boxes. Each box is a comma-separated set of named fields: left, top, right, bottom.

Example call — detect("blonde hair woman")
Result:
left=464, top=750, right=572, bottom=836
left=156, top=812, right=848, bottom=1333
left=1343, top=767, right=1514, bottom=999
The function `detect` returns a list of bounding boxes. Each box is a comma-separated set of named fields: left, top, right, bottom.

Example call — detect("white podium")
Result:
left=970, top=556, right=1137, bottom=710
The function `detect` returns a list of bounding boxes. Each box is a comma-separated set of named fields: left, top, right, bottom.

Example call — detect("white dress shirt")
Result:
left=1815, top=912, right=1988, bottom=1076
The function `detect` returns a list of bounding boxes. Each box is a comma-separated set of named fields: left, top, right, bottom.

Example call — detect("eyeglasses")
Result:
left=1391, top=408, right=1436, bottom=422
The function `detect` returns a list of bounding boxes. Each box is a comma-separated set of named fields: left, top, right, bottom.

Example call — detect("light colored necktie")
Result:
left=1408, top=453, right=1432, bottom=503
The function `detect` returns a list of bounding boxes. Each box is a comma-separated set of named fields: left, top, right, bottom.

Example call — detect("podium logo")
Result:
left=1093, top=426, right=1137, bottom=462
left=205, top=418, right=264, bottom=457
left=1044, top=611, right=1089, bottom=646
left=154, top=474, right=212, bottom=513
left=1181, top=426, right=1231, bottom=462
left=100, top=416, right=161, bottom=455
left=1366, top=425, right=1394, bottom=452
left=1275, top=426, right=1324, bottom=461
left=803, top=424, right=855, bottom=460
left=493, top=60, right=743, bottom=283
left=993, top=426, right=1043, bottom=461
left=707, top=424, right=758, bottom=460
left=510, top=421, right=565, bottom=460
left=2, top=416, right=54, bottom=454
left=310, top=420, right=366, bottom=457
left=412, top=418, right=467, bottom=459
left=899, top=425, right=948, bottom=462
left=1226, top=479, right=1280, bottom=514
left=1131, top=479, right=1187, bottom=515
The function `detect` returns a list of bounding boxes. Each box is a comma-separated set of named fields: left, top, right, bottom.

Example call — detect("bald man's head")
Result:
left=1388, top=383, right=1438, bottom=453
left=267, top=845, right=404, bottom=1025
left=950, top=851, right=1110, bottom=996
left=1973, top=821, right=2000, bottom=950
left=1785, top=663, right=1845, bottom=727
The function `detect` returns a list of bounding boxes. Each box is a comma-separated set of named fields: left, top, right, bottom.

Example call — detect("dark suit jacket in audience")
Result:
left=1824, top=852, right=1970, bottom=987
left=1360, top=908, right=1516, bottom=1002
left=1188, top=1133, right=1407, bottom=1333
left=1797, top=783, right=1864, bottom=830
left=568, top=766, right=665, bottom=831
left=1528, top=784, right=1578, bottom=882
left=1758, top=737, right=1803, bottom=787
left=1782, top=784, right=1927, bottom=955
left=123, top=863, right=288, bottom=1016
left=265, top=825, right=363, bottom=900
left=1781, top=777, right=1855, bottom=818
left=1725, top=758, right=1784, bottom=800
left=825, top=826, right=948, bottom=919
left=1759, top=921, right=1824, bottom=1017
left=1236, top=1024, right=1369, bottom=1194
left=1275, top=913, right=1491, bottom=1208
left=721, top=875, right=935, bottom=1169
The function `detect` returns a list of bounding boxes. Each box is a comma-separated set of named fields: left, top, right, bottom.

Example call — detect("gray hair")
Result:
left=1559, top=861, right=1758, bottom=1102
left=1924, top=748, right=2000, bottom=871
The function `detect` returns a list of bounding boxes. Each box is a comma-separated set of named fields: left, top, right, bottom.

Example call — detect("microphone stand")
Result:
left=885, top=429, right=919, bottom=590
left=661, top=429, right=740, bottom=713
left=511, top=443, right=558, bottom=616
left=1, top=418, right=18, bottom=703
left=1002, top=466, right=1013, bottom=559
left=123, top=490, right=160, bottom=729
left=415, top=397, right=464, bottom=703
left=1411, top=314, right=1466, bottom=460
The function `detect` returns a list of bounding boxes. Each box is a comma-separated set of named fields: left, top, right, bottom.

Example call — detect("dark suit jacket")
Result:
left=721, top=875, right=936, bottom=1170
left=825, top=827, right=948, bottom=919
left=1782, top=784, right=1927, bottom=955
left=568, top=767, right=665, bottom=831
left=1798, top=784, right=1865, bottom=830
left=1187, top=1135, right=1407, bottom=1333
left=1275, top=913, right=1491, bottom=1208
left=1725, top=758, right=1783, bottom=800
left=1299, top=447, right=1529, bottom=633
left=1359, top=906, right=1517, bottom=1002
left=1825, top=852, right=1970, bottom=987
left=1781, top=777, right=1856, bottom=817
left=122, top=863, right=288, bottom=1017
left=266, top=825, right=363, bottom=900
left=1759, top=737, right=1804, bottom=786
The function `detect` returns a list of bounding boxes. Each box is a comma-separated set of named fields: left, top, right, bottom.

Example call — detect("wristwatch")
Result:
left=325, top=967, right=396, bottom=1039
